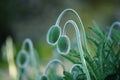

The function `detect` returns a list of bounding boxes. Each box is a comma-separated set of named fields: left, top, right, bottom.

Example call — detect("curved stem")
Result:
left=55, top=8, right=93, bottom=63
left=63, top=20, right=91, bottom=80
left=107, top=21, right=120, bottom=41
left=22, top=38, right=39, bottom=80
left=69, top=64, right=83, bottom=73
left=43, top=59, right=65, bottom=75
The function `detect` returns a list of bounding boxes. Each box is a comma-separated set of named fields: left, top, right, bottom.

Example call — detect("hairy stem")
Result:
left=62, top=20, right=91, bottom=80
left=43, top=59, right=65, bottom=75
left=69, top=64, right=83, bottom=73
left=108, top=21, right=120, bottom=41
left=22, top=39, right=39, bottom=80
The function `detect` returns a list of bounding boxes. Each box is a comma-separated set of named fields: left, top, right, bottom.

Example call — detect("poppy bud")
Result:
left=57, top=35, right=70, bottom=55
left=17, top=50, right=29, bottom=69
left=47, top=25, right=61, bottom=45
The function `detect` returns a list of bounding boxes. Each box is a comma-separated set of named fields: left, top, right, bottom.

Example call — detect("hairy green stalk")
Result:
left=17, top=39, right=39, bottom=80
left=40, top=59, right=65, bottom=80
left=108, top=21, right=120, bottom=41
left=69, top=64, right=83, bottom=73
left=62, top=20, right=91, bottom=80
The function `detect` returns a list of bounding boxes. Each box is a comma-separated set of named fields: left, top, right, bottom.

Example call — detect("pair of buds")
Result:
left=47, top=25, right=70, bottom=55
left=46, top=8, right=91, bottom=80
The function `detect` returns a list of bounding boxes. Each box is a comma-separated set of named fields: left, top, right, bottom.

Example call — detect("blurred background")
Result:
left=0, top=0, right=120, bottom=79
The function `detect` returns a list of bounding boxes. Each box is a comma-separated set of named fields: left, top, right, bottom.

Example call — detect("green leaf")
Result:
left=88, top=27, right=104, bottom=39
left=63, top=71, right=73, bottom=80
left=61, top=54, right=77, bottom=64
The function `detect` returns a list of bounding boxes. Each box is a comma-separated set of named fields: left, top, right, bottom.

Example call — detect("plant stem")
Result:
left=62, top=20, right=91, bottom=80
left=22, top=39, right=39, bottom=80
left=69, top=64, right=83, bottom=73
left=108, top=21, right=120, bottom=41
left=43, top=59, right=65, bottom=75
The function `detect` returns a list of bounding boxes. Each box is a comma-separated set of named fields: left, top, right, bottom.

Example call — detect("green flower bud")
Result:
left=47, top=25, right=61, bottom=45
left=57, top=35, right=70, bottom=55
left=17, top=50, right=29, bottom=68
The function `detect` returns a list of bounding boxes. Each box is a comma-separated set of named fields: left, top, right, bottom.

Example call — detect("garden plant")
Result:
left=16, top=8, right=120, bottom=80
